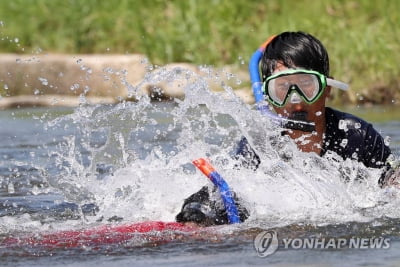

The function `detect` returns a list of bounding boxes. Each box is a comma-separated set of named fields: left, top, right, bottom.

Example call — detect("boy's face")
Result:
left=270, top=63, right=331, bottom=124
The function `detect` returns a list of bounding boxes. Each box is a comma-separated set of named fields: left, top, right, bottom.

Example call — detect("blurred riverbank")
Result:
left=1, top=1, right=399, bottom=109
left=0, top=53, right=254, bottom=109
left=0, top=53, right=398, bottom=110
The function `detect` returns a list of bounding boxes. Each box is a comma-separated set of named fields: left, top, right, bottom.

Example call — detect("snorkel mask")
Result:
left=263, top=68, right=349, bottom=107
left=248, top=35, right=349, bottom=132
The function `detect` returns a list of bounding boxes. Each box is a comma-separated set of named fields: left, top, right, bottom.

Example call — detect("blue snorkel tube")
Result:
left=249, top=36, right=316, bottom=132
left=193, top=158, right=241, bottom=224
left=249, top=37, right=272, bottom=104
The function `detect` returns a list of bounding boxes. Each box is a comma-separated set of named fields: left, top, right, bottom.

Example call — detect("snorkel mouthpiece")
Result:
left=284, top=111, right=316, bottom=132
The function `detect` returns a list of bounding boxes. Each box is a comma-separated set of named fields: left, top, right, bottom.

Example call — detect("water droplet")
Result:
left=35, top=47, right=42, bottom=54
left=340, top=139, right=348, bottom=148
left=140, top=58, right=149, bottom=65
left=384, top=136, right=391, bottom=146
left=32, top=186, right=40, bottom=195
left=14, top=38, right=19, bottom=43
left=3, top=84, right=8, bottom=90
left=38, top=77, right=48, bottom=86
left=226, top=73, right=234, bottom=80
left=8, top=183, right=15, bottom=194
left=34, top=89, right=40, bottom=95
left=79, top=94, right=87, bottom=104
left=338, top=120, right=348, bottom=131
left=70, top=83, right=80, bottom=91
left=104, top=67, right=113, bottom=74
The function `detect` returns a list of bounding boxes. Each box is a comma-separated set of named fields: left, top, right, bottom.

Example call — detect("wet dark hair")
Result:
left=261, top=31, right=330, bottom=81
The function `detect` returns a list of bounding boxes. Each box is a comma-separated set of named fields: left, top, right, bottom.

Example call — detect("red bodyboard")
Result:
left=1, top=221, right=197, bottom=249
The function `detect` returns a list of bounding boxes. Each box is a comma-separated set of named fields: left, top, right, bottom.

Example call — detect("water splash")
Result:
left=37, top=64, right=400, bottom=230
left=1, top=62, right=399, bottom=237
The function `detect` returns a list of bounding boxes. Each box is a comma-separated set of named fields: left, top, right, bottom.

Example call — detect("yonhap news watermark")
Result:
left=254, top=230, right=391, bottom=257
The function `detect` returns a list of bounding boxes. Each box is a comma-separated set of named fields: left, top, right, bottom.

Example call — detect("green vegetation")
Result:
left=0, top=0, right=399, bottom=104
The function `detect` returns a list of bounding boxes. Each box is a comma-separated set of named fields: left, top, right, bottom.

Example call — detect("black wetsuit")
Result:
left=176, top=107, right=392, bottom=225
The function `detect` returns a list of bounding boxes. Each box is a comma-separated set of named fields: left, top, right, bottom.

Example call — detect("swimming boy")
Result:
left=176, top=31, right=397, bottom=226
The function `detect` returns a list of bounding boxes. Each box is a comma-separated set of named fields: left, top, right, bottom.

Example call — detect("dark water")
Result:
left=0, top=101, right=399, bottom=266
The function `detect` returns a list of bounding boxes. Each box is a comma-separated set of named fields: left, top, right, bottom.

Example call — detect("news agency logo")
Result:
left=254, top=230, right=279, bottom=257
left=254, top=230, right=391, bottom=257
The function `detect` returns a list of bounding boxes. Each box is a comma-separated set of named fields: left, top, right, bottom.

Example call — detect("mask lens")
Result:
left=292, top=73, right=320, bottom=99
left=266, top=78, right=289, bottom=105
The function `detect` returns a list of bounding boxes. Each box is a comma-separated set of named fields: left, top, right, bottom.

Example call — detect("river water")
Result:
left=0, top=66, right=400, bottom=266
